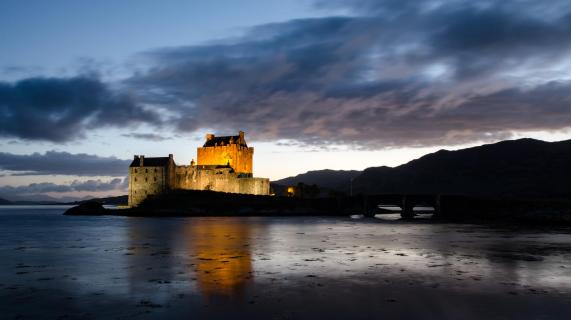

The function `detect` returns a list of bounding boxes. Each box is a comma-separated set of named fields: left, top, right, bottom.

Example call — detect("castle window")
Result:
left=134, top=169, right=137, bottom=173
left=145, top=178, right=148, bottom=182
left=145, top=169, right=148, bottom=173
left=134, top=178, right=137, bottom=182
left=154, top=177, right=157, bottom=182
left=154, top=168, right=157, bottom=173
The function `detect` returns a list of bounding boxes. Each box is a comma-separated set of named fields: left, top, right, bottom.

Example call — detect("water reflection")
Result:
left=126, top=218, right=181, bottom=297
left=185, top=219, right=255, bottom=299
left=124, top=217, right=260, bottom=302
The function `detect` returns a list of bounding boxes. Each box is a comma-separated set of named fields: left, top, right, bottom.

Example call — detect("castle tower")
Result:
left=128, top=154, right=176, bottom=207
left=197, top=131, right=253, bottom=175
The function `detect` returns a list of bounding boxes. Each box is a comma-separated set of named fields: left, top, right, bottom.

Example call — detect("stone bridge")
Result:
left=363, top=194, right=442, bottom=219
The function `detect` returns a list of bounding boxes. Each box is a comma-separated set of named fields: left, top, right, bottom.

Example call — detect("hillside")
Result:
left=275, top=138, right=571, bottom=198
left=75, top=195, right=128, bottom=206
left=353, top=138, right=571, bottom=197
left=273, top=169, right=362, bottom=193
left=0, top=197, right=12, bottom=205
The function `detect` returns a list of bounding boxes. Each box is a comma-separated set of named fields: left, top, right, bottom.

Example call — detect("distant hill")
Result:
left=0, top=194, right=128, bottom=206
left=353, top=138, right=571, bottom=197
left=76, top=195, right=128, bottom=206
left=11, top=200, right=68, bottom=205
left=2, top=192, right=86, bottom=204
left=273, top=169, right=362, bottom=193
left=275, top=139, right=571, bottom=198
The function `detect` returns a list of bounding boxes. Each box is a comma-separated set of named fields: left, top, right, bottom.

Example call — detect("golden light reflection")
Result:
left=185, top=218, right=255, bottom=299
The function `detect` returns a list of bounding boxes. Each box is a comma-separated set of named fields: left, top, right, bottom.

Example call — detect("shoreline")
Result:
left=63, top=204, right=571, bottom=227
left=63, top=189, right=571, bottom=224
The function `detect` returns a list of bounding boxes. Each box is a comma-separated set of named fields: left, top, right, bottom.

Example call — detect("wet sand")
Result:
left=1, top=206, right=570, bottom=319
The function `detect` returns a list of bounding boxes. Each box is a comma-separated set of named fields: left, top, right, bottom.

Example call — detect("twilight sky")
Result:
left=1, top=0, right=571, bottom=201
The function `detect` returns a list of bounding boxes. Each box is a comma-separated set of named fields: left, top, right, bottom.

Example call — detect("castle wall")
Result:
left=238, top=176, right=270, bottom=195
left=197, top=145, right=253, bottom=175
left=175, top=166, right=269, bottom=195
left=128, top=166, right=167, bottom=207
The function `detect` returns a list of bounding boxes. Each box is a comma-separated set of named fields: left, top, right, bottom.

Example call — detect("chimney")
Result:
left=239, top=131, right=245, bottom=142
left=134, top=155, right=139, bottom=160
left=206, top=133, right=214, bottom=141
left=139, top=155, right=144, bottom=167
left=168, top=154, right=173, bottom=159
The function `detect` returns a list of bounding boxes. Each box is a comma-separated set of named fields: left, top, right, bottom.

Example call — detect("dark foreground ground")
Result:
left=1, top=205, right=571, bottom=319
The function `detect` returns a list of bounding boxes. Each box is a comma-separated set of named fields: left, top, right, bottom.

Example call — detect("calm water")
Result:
left=1, top=206, right=570, bottom=319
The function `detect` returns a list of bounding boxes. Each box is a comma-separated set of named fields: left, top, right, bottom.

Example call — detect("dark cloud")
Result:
left=0, top=177, right=126, bottom=199
left=120, top=133, right=172, bottom=141
left=0, top=76, right=162, bottom=142
left=0, top=151, right=130, bottom=176
left=126, top=0, right=571, bottom=148
left=315, top=0, right=571, bottom=18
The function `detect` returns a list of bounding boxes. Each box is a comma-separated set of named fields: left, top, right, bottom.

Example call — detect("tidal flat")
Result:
left=1, top=206, right=570, bottom=319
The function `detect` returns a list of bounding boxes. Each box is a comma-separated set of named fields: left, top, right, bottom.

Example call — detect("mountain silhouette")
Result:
left=273, top=169, right=362, bottom=193
left=274, top=138, right=571, bottom=198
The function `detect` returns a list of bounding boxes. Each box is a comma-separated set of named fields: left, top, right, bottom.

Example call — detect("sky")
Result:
left=1, top=0, right=571, bottom=201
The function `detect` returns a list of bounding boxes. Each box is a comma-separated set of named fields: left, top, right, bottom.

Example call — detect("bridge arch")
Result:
left=364, top=194, right=441, bottom=219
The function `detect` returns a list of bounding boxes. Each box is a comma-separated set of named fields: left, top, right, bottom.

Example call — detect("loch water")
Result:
left=1, top=205, right=570, bottom=319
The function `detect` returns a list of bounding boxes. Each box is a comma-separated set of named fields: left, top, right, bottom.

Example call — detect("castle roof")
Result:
left=129, top=157, right=171, bottom=167
left=203, top=135, right=247, bottom=148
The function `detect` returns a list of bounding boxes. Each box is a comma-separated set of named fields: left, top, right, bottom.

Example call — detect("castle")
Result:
left=128, top=131, right=270, bottom=207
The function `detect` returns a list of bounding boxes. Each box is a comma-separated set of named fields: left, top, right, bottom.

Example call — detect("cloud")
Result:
left=0, top=76, right=162, bottom=142
left=0, top=177, right=126, bottom=199
left=125, top=0, right=571, bottom=148
left=3, top=1, right=571, bottom=148
left=0, top=151, right=130, bottom=176
left=120, top=133, right=172, bottom=141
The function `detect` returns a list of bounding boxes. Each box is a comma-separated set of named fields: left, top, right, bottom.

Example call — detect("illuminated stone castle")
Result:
left=128, top=131, right=270, bottom=207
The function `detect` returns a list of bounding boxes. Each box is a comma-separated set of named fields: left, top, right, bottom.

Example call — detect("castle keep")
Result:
left=128, top=131, right=270, bottom=207
left=198, top=131, right=253, bottom=175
